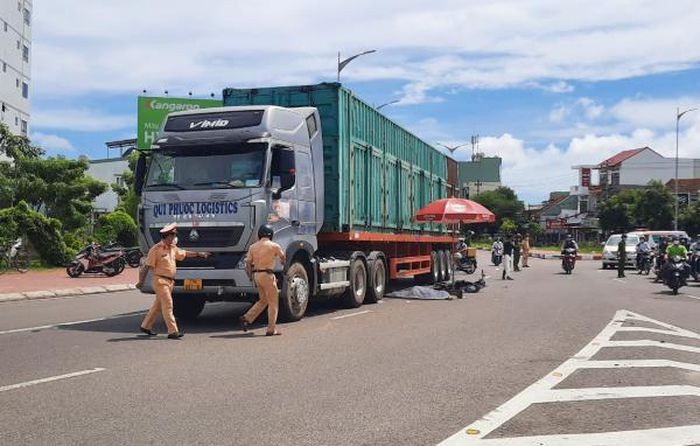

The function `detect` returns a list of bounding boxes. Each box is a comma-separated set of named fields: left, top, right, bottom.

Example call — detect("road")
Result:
left=1, top=253, right=699, bottom=445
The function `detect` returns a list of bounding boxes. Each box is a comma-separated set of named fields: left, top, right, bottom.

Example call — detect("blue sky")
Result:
left=27, top=1, right=700, bottom=203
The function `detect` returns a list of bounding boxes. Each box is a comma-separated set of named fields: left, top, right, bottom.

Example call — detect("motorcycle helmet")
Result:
left=258, top=224, right=275, bottom=240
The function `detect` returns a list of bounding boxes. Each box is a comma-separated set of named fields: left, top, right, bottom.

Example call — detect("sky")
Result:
left=27, top=0, right=700, bottom=204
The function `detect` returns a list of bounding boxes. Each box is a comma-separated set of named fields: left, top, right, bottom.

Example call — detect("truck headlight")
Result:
left=236, top=257, right=247, bottom=269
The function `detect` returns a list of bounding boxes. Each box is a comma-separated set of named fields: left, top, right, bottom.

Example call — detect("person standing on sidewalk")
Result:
left=617, top=233, right=627, bottom=278
left=502, top=235, right=514, bottom=280
left=240, top=225, right=287, bottom=336
left=136, top=223, right=211, bottom=339
left=521, top=233, right=531, bottom=268
left=513, top=233, right=522, bottom=271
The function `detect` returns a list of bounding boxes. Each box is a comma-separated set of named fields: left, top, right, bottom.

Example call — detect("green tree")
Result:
left=95, top=210, right=138, bottom=247
left=635, top=180, right=674, bottom=229
left=473, top=186, right=525, bottom=232
left=680, top=201, right=700, bottom=237
left=597, top=189, right=640, bottom=232
left=500, top=218, right=517, bottom=234
left=10, top=156, right=107, bottom=230
left=0, top=123, right=43, bottom=160
left=111, top=151, right=139, bottom=220
left=0, top=201, right=70, bottom=265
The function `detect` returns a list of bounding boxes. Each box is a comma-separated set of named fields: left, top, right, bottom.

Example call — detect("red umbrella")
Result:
left=414, top=198, right=495, bottom=224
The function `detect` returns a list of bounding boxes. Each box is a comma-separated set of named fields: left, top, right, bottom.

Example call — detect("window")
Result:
left=22, top=82, right=28, bottom=99
left=15, top=116, right=18, bottom=125
left=22, top=45, right=28, bottom=63
left=270, top=148, right=296, bottom=192
left=114, top=174, right=124, bottom=187
left=23, top=8, right=30, bottom=26
left=17, top=1, right=21, bottom=11
left=16, top=40, right=20, bottom=50
left=1, top=103, right=5, bottom=112
left=306, top=114, right=317, bottom=138
left=16, top=78, right=19, bottom=88
left=3, top=21, right=7, bottom=32
left=611, top=171, right=620, bottom=186
left=2, top=62, right=6, bottom=72
left=20, top=119, right=27, bottom=135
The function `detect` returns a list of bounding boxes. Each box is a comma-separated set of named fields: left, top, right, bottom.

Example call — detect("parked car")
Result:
left=601, top=234, right=640, bottom=269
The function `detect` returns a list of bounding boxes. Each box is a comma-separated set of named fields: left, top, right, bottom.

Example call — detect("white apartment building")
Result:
left=0, top=0, right=31, bottom=137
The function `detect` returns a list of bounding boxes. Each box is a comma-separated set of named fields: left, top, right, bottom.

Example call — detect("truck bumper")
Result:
left=140, top=269, right=258, bottom=297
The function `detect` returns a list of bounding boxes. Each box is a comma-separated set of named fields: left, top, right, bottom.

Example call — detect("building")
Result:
left=459, top=155, right=501, bottom=198
left=87, top=141, right=136, bottom=213
left=665, top=178, right=700, bottom=206
left=0, top=0, right=31, bottom=137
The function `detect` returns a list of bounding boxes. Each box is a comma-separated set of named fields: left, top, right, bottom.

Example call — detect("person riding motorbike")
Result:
left=661, top=237, right=690, bottom=283
left=635, top=235, right=652, bottom=271
left=560, top=234, right=579, bottom=253
left=491, top=237, right=504, bottom=265
left=690, top=234, right=700, bottom=278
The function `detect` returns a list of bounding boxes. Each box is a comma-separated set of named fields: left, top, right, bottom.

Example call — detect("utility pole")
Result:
left=470, top=134, right=480, bottom=161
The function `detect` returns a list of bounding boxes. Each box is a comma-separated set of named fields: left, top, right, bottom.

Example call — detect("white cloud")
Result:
left=30, top=132, right=74, bottom=152
left=32, top=109, right=133, bottom=132
left=32, top=1, right=700, bottom=100
left=610, top=96, right=700, bottom=129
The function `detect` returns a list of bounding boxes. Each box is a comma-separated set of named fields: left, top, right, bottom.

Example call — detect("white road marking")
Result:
left=438, top=310, right=700, bottom=445
left=0, top=311, right=146, bottom=336
left=330, top=310, right=372, bottom=320
left=612, top=278, right=626, bottom=283
left=685, top=294, right=700, bottom=301
left=0, top=368, right=106, bottom=393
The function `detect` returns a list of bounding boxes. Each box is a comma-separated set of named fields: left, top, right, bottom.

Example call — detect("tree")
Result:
left=500, top=218, right=517, bottom=234
left=680, top=201, right=700, bottom=237
left=95, top=210, right=138, bottom=247
left=0, top=123, right=43, bottom=160
left=472, top=186, right=525, bottom=233
left=10, top=156, right=107, bottom=230
left=635, top=180, right=673, bottom=230
left=597, top=189, right=640, bottom=233
left=111, top=151, right=139, bottom=220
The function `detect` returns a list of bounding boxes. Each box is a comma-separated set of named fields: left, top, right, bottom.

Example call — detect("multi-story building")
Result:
left=0, top=0, right=31, bottom=138
left=458, top=155, right=502, bottom=198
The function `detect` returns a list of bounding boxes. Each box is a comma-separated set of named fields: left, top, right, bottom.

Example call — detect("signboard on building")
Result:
left=676, top=193, right=690, bottom=208
left=580, top=168, right=591, bottom=187
left=546, top=218, right=569, bottom=230
left=137, top=96, right=223, bottom=149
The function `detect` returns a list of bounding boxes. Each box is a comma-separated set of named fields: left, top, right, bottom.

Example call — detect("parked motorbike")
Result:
left=454, top=250, right=477, bottom=274
left=636, top=252, right=653, bottom=275
left=104, top=242, right=143, bottom=268
left=66, top=243, right=126, bottom=277
left=561, top=247, right=577, bottom=274
left=664, top=256, right=689, bottom=295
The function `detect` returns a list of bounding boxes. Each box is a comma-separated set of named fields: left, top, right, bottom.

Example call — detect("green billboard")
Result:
left=137, top=96, right=223, bottom=149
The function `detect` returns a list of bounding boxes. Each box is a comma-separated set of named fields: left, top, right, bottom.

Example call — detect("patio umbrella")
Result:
left=414, top=198, right=496, bottom=288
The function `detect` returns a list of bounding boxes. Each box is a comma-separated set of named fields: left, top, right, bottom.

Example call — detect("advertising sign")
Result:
left=137, top=96, right=223, bottom=149
left=580, top=168, right=591, bottom=187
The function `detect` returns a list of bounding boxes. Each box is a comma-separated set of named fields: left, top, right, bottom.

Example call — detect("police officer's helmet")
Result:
left=258, top=224, right=274, bottom=240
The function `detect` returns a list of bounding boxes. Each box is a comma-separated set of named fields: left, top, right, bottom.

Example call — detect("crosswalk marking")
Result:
left=438, top=310, right=700, bottom=445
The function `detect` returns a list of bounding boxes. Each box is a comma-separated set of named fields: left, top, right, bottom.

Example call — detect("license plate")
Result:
left=184, top=279, right=203, bottom=290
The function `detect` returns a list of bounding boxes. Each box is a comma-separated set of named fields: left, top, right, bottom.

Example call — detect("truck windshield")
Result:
left=145, top=142, right=266, bottom=190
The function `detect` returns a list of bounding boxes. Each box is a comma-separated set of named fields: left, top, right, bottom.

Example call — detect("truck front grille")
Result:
left=150, top=226, right=245, bottom=248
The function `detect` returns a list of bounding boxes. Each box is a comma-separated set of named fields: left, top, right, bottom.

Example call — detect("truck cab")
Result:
left=135, top=106, right=328, bottom=320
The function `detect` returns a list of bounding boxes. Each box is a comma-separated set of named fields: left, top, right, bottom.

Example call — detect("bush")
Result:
left=95, top=210, right=137, bottom=247
left=0, top=201, right=71, bottom=265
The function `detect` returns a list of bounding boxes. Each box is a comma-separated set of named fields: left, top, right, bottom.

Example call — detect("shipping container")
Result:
left=223, top=83, right=449, bottom=234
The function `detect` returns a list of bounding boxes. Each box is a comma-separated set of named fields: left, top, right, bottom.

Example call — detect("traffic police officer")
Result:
left=136, top=223, right=210, bottom=339
left=240, top=225, right=286, bottom=336
left=617, top=233, right=627, bottom=278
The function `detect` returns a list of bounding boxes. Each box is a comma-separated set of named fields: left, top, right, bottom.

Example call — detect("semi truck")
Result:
left=134, top=83, right=459, bottom=321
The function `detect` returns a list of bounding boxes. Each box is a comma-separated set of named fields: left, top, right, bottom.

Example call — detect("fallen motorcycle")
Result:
left=66, top=243, right=126, bottom=277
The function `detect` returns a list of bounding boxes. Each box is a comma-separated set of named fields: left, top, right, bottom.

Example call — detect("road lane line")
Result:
left=612, top=278, right=626, bottom=283
left=330, top=310, right=372, bottom=320
left=0, top=311, right=146, bottom=336
left=438, top=309, right=700, bottom=445
left=685, top=294, right=700, bottom=301
left=0, top=368, right=106, bottom=393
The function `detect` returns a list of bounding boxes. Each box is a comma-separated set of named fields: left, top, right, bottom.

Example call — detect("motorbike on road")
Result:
left=636, top=252, right=653, bottom=275
left=491, top=247, right=503, bottom=266
left=663, top=256, right=690, bottom=295
left=104, top=242, right=143, bottom=268
left=66, top=242, right=126, bottom=278
left=561, top=248, right=577, bottom=274
left=454, top=250, right=477, bottom=274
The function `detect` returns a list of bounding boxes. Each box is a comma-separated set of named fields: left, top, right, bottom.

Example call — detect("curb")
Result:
left=0, top=284, right=136, bottom=303
left=529, top=252, right=602, bottom=261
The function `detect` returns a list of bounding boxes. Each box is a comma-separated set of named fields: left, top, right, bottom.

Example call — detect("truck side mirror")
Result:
left=134, top=154, right=146, bottom=196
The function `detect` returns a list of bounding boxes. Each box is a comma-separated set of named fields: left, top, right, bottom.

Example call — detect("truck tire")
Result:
left=173, top=294, right=206, bottom=321
left=342, top=256, right=367, bottom=308
left=365, top=255, right=386, bottom=304
left=431, top=251, right=440, bottom=283
left=279, top=262, right=310, bottom=322
left=437, top=250, right=447, bottom=282
left=441, top=250, right=452, bottom=281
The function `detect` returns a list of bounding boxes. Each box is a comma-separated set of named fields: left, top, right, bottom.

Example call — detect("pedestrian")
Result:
left=136, top=223, right=211, bottom=339
left=240, top=225, right=287, bottom=336
left=617, top=233, right=627, bottom=278
left=521, top=233, right=531, bottom=268
left=502, top=235, right=514, bottom=280
left=513, top=233, right=522, bottom=271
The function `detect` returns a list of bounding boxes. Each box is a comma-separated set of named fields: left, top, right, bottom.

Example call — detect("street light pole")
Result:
left=675, top=107, right=697, bottom=230
left=437, top=143, right=469, bottom=155
left=376, top=99, right=400, bottom=110
left=337, top=49, right=377, bottom=82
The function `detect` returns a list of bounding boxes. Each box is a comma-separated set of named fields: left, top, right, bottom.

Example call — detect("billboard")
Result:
left=137, top=96, right=223, bottom=149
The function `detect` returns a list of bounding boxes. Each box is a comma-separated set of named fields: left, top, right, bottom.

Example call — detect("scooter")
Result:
left=66, top=243, right=126, bottom=277
left=664, top=256, right=689, bottom=295
left=454, top=250, right=477, bottom=274
left=491, top=248, right=503, bottom=266
left=561, top=247, right=577, bottom=274
left=636, top=252, right=653, bottom=275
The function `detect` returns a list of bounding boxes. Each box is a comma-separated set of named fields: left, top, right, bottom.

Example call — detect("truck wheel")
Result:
left=437, top=250, right=447, bottom=282
left=342, top=257, right=367, bottom=308
left=173, top=294, right=206, bottom=321
left=279, top=262, right=310, bottom=322
left=441, top=250, right=452, bottom=281
left=365, top=256, right=386, bottom=303
left=431, top=251, right=440, bottom=283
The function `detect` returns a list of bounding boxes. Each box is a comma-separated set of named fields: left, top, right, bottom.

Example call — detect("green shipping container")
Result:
left=222, top=83, right=449, bottom=233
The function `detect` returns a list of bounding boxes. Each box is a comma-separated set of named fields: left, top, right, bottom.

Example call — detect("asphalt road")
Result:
left=1, top=253, right=699, bottom=445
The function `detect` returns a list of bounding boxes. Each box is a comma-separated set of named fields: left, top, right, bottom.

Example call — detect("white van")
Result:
left=601, top=234, right=640, bottom=269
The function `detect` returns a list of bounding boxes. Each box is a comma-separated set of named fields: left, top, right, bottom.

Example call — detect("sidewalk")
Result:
left=0, top=268, right=138, bottom=302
